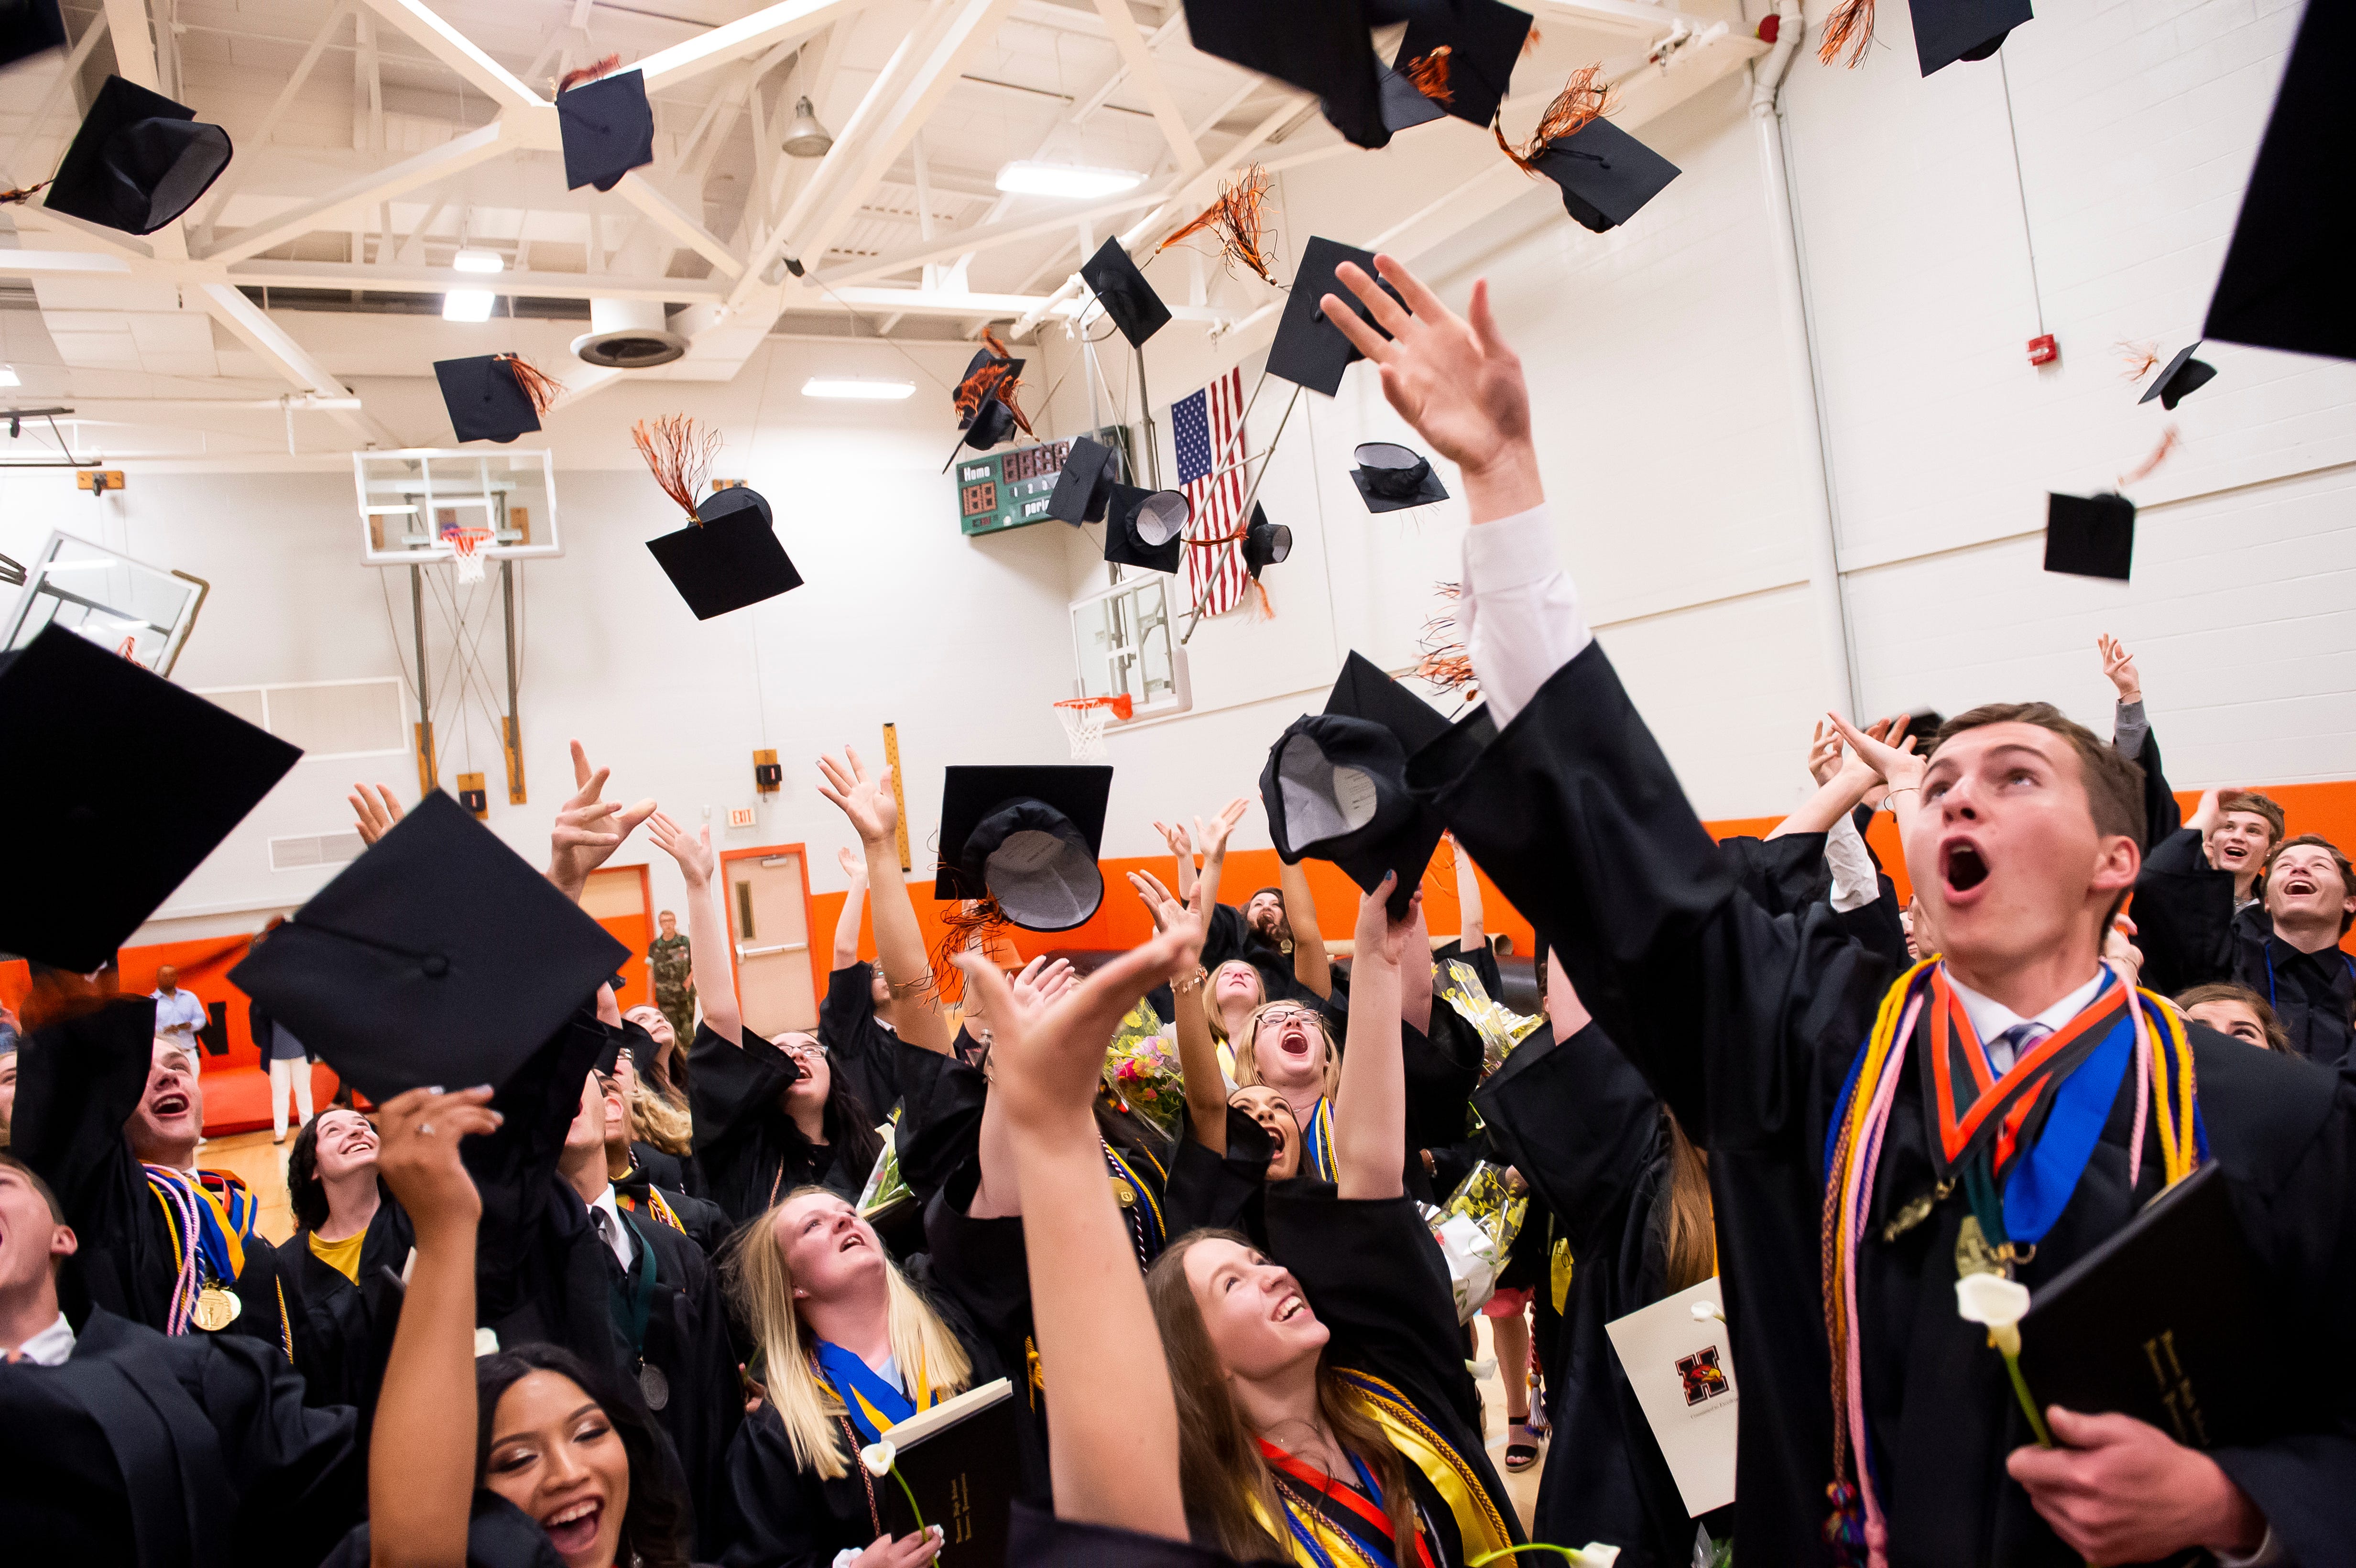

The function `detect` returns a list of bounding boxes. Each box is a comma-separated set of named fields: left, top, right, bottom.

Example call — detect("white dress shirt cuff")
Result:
left=1458, top=504, right=1592, bottom=729
left=1825, top=811, right=1881, bottom=913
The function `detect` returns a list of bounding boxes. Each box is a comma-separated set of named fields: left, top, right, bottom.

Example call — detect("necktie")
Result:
left=1989, top=1022, right=2047, bottom=1076
left=593, top=1207, right=628, bottom=1272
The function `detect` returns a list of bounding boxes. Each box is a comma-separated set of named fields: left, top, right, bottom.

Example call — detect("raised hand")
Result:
left=373, top=1085, right=500, bottom=1241
left=1825, top=711, right=1927, bottom=795
left=1319, top=255, right=1540, bottom=519
left=956, top=922, right=1195, bottom=1135
left=1151, top=819, right=1193, bottom=861
left=1010, top=954, right=1079, bottom=1011
left=1353, top=872, right=1422, bottom=969
left=349, top=782, right=404, bottom=845
left=548, top=740, right=656, bottom=900
left=1197, top=794, right=1251, bottom=861
left=837, top=844, right=866, bottom=884
left=1126, top=869, right=1207, bottom=976
left=1806, top=721, right=1844, bottom=787
left=816, top=747, right=897, bottom=847
left=2097, top=634, right=2142, bottom=705
left=648, top=811, right=717, bottom=888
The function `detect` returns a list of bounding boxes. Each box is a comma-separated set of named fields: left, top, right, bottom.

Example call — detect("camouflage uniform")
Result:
left=648, top=932, right=696, bottom=1041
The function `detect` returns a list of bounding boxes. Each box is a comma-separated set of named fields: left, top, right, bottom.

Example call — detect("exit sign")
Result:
left=727, top=806, right=756, bottom=828
left=955, top=425, right=1132, bottom=537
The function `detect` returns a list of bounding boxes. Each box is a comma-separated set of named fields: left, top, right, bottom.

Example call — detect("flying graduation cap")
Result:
left=434, top=354, right=562, bottom=444
left=1103, top=484, right=1190, bottom=574
left=1261, top=651, right=1451, bottom=918
left=1351, top=442, right=1450, bottom=512
left=0, top=625, right=301, bottom=971
left=1912, top=0, right=2034, bottom=76
left=2044, top=491, right=2136, bottom=582
left=1079, top=238, right=1171, bottom=348
left=935, top=765, right=1114, bottom=931
left=953, top=332, right=1031, bottom=452
left=1268, top=235, right=1401, bottom=397
left=1378, top=66, right=1449, bottom=133
left=2138, top=343, right=2216, bottom=411
left=0, top=0, right=67, bottom=72
left=43, top=75, right=232, bottom=236
left=2204, top=0, right=2355, bottom=362
left=1047, top=435, right=1122, bottom=524
left=1182, top=0, right=1391, bottom=151
left=645, top=484, right=805, bottom=620
left=556, top=61, right=654, bottom=193
left=1244, top=504, right=1291, bottom=578
left=1524, top=117, right=1680, bottom=234
left=1396, top=0, right=1534, bottom=129
left=229, top=791, right=630, bottom=1101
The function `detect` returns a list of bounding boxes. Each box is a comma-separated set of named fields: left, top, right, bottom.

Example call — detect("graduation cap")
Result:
left=1350, top=441, right=1449, bottom=512
left=597, top=1016, right=657, bottom=1077
left=434, top=355, right=544, bottom=445
left=1378, top=68, right=1449, bottom=133
left=1244, top=505, right=1291, bottom=577
left=2204, top=0, right=2356, bottom=362
left=645, top=484, right=805, bottom=620
left=1103, top=484, right=1189, bottom=574
left=1, top=0, right=68, bottom=72
left=1268, top=235, right=1401, bottom=397
left=1396, top=0, right=1534, bottom=129
left=953, top=338, right=1029, bottom=452
left=0, top=624, right=299, bottom=972
left=1912, top=0, right=2033, bottom=76
left=2044, top=491, right=2136, bottom=581
left=1079, top=238, right=1171, bottom=349
left=1527, top=117, right=1680, bottom=234
left=229, top=792, right=629, bottom=1101
left=1259, top=650, right=1449, bottom=917
left=42, top=75, right=232, bottom=237
left=1182, top=0, right=1391, bottom=151
left=1047, top=435, right=1121, bottom=524
left=933, top=765, right=1114, bottom=931
left=2138, top=343, right=2216, bottom=411
left=557, top=68, right=654, bottom=193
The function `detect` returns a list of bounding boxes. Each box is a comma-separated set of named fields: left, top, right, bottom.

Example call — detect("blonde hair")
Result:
left=721, top=1187, right=973, bottom=1480
left=628, top=1082, right=693, bottom=1157
left=1202, top=961, right=1266, bottom=1049
left=1228, top=999, right=1341, bottom=1102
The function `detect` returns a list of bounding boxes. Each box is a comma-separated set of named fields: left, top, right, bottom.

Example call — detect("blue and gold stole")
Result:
left=811, top=1340, right=942, bottom=1448
left=1301, top=1098, right=1337, bottom=1181
left=143, top=1164, right=255, bottom=1329
left=1103, top=1138, right=1167, bottom=1266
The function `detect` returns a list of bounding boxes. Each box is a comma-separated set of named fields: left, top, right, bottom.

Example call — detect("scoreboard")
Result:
left=956, top=425, right=1132, bottom=537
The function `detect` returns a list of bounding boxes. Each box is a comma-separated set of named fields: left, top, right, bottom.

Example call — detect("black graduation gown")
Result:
left=689, top=1021, right=871, bottom=1225
left=1200, top=901, right=1323, bottom=1005
left=619, top=1162, right=733, bottom=1258
left=816, top=961, right=905, bottom=1117
left=13, top=996, right=302, bottom=1363
left=1409, top=641, right=2356, bottom=1567
left=276, top=1198, right=414, bottom=1415
left=1008, top=1499, right=1279, bottom=1567
left=611, top=1202, right=745, bottom=1557
left=0, top=1307, right=360, bottom=1568
left=320, top=1492, right=567, bottom=1568
left=1163, top=1104, right=1278, bottom=1242
left=1260, top=1186, right=1525, bottom=1564
left=714, top=1255, right=1017, bottom=1568
left=1475, top=1019, right=1713, bottom=1568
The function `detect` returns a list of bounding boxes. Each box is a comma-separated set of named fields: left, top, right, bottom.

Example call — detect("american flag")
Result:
left=1172, top=367, right=1252, bottom=619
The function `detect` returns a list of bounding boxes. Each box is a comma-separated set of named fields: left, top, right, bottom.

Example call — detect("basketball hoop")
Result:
left=1054, top=693, right=1134, bottom=760
left=447, top=527, right=493, bottom=584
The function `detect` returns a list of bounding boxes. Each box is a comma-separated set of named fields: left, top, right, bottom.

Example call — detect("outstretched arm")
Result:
left=1449, top=833, right=1484, bottom=955
left=1334, top=876, right=1418, bottom=1201
left=648, top=813, right=740, bottom=1046
left=1278, top=859, right=1333, bottom=1000
left=1188, top=795, right=1249, bottom=915
left=817, top=748, right=951, bottom=1056
left=1130, top=871, right=1222, bottom=1153
left=830, top=846, right=869, bottom=971
left=1400, top=894, right=1434, bottom=1037
left=1151, top=819, right=1197, bottom=904
left=546, top=740, right=657, bottom=903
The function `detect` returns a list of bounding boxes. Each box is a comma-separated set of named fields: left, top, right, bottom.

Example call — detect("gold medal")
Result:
left=639, top=1363, right=670, bottom=1412
left=1954, top=1215, right=2006, bottom=1280
left=192, top=1284, right=243, bottom=1331
left=1109, top=1177, right=1136, bottom=1208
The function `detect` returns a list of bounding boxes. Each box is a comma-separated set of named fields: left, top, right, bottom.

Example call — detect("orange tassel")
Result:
left=0, top=179, right=51, bottom=206
left=493, top=353, right=565, bottom=417
left=631, top=415, right=722, bottom=522
left=953, top=329, right=1035, bottom=437
left=1495, top=65, right=1612, bottom=174
left=556, top=53, right=622, bottom=93
left=1817, top=0, right=1876, bottom=68
left=1251, top=578, right=1274, bottom=620
left=1523, top=26, right=1542, bottom=54
left=2116, top=339, right=2163, bottom=381
left=928, top=898, right=1010, bottom=1005
left=1156, top=166, right=1276, bottom=287
left=2117, top=425, right=2181, bottom=488
left=1403, top=46, right=1454, bottom=104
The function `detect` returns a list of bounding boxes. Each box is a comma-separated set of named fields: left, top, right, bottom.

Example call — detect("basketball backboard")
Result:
left=2, top=529, right=208, bottom=675
left=353, top=449, right=561, bottom=566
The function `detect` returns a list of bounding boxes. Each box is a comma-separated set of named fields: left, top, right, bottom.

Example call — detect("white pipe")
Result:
left=1750, top=0, right=1858, bottom=717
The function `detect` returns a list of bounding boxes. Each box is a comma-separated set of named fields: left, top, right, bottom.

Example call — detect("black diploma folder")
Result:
left=874, top=1376, right=1019, bottom=1565
left=2015, top=1162, right=2288, bottom=1449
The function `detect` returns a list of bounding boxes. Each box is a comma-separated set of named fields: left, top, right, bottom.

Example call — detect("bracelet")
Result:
left=1886, top=785, right=1920, bottom=798
left=1173, top=967, right=1210, bottom=994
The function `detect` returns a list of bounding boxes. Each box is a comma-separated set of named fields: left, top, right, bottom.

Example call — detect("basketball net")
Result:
left=1054, top=693, right=1133, bottom=760
left=449, top=528, right=492, bottom=584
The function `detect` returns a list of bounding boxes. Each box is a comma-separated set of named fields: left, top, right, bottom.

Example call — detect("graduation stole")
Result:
left=1103, top=1137, right=1168, bottom=1266
left=1301, top=1097, right=1338, bottom=1182
left=1254, top=1439, right=1438, bottom=1568
left=143, top=1165, right=253, bottom=1332
left=1818, top=959, right=2204, bottom=1566
left=615, top=1173, right=685, bottom=1234
left=811, top=1340, right=943, bottom=1448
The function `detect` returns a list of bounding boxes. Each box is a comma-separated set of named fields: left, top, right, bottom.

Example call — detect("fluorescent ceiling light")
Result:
left=452, top=248, right=504, bottom=273
left=442, top=289, right=497, bottom=322
left=802, top=378, right=916, bottom=400
left=0, top=365, right=19, bottom=387
left=36, top=558, right=116, bottom=572
left=994, top=161, right=1143, bottom=198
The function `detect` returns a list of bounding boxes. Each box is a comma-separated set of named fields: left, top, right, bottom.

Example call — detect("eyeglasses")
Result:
left=1256, top=1008, right=1319, bottom=1031
left=781, top=1038, right=829, bottom=1060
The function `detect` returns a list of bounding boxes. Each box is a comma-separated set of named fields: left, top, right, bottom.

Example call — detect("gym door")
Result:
left=721, top=844, right=819, bottom=1037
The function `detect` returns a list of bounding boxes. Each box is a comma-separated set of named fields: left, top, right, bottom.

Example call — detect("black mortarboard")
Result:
left=2204, top=1, right=2356, bottom=362
left=1378, top=68, right=1449, bottom=133
left=1047, top=436, right=1121, bottom=524
left=1244, top=505, right=1291, bottom=577
left=1397, top=0, right=1533, bottom=128
left=934, top=765, right=1114, bottom=930
left=1102, top=484, right=1189, bottom=574
left=645, top=485, right=804, bottom=620
left=955, top=344, right=1025, bottom=451
left=1, top=0, right=67, bottom=72
left=2138, top=343, right=2216, bottom=411
left=434, top=355, right=541, bottom=445
left=0, top=625, right=299, bottom=971
left=1269, top=235, right=1401, bottom=397
left=1182, top=0, right=1390, bottom=151
left=1080, top=238, right=1171, bottom=349
left=2044, top=492, right=2136, bottom=581
left=229, top=793, right=628, bottom=1101
left=557, top=69, right=654, bottom=193
left=597, top=1016, right=657, bottom=1076
left=1350, top=441, right=1450, bottom=512
left=1528, top=117, right=1680, bottom=234
left=43, top=76, right=232, bottom=236
left=1260, top=651, right=1449, bottom=916
left=1911, top=0, right=2033, bottom=76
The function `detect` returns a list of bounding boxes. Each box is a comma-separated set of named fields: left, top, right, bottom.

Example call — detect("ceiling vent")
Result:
left=571, top=297, right=688, bottom=369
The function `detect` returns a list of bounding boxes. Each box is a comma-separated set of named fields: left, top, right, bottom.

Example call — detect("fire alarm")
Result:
left=753, top=749, right=782, bottom=794
left=456, top=772, right=490, bottom=818
left=1756, top=12, right=1779, bottom=42
left=2027, top=334, right=2059, bottom=367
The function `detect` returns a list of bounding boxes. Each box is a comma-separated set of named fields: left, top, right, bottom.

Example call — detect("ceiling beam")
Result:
left=202, top=122, right=511, bottom=265
left=1069, top=11, right=1184, bottom=122
left=0, top=249, right=135, bottom=277
left=612, top=173, right=746, bottom=279
left=1086, top=0, right=1200, bottom=172
left=100, top=0, right=187, bottom=261
left=635, top=0, right=868, bottom=95
left=221, top=260, right=723, bottom=303
left=198, top=282, right=399, bottom=446
left=350, top=0, right=546, bottom=112
left=813, top=182, right=1167, bottom=287
left=1, top=10, right=107, bottom=189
